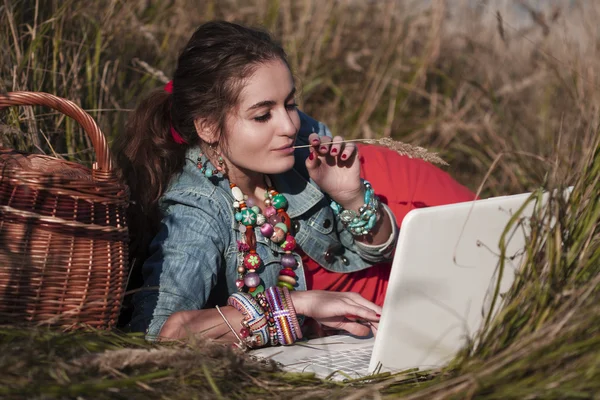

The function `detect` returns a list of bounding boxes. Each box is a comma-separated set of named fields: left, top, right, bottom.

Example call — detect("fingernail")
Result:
left=341, top=154, right=348, bottom=160
left=331, top=148, right=338, bottom=154
left=311, top=139, right=320, bottom=144
left=308, top=151, right=315, bottom=161
left=320, top=146, right=327, bottom=152
left=376, top=313, right=381, bottom=318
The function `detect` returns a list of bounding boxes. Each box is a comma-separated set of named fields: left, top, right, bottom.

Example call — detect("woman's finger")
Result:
left=329, top=320, right=372, bottom=337
left=330, top=136, right=343, bottom=157
left=317, top=136, right=332, bottom=156
left=343, top=292, right=383, bottom=315
left=305, top=147, right=320, bottom=171
left=308, top=133, right=321, bottom=147
left=339, top=141, right=357, bottom=162
left=341, top=303, right=381, bottom=322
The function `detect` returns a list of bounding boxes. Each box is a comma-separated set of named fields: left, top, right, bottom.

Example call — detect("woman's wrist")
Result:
left=354, top=202, right=393, bottom=245
left=330, top=186, right=365, bottom=212
left=331, top=180, right=381, bottom=237
left=289, top=290, right=306, bottom=316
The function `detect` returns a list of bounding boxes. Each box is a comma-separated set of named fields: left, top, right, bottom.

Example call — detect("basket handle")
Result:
left=0, top=91, right=112, bottom=171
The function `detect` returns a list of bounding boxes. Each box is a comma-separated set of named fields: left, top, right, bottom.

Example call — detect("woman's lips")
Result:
left=274, top=146, right=295, bottom=154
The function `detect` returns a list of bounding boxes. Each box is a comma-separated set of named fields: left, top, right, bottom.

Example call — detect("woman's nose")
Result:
left=280, top=109, right=299, bottom=137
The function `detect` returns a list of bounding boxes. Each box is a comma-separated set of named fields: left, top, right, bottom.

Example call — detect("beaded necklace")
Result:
left=230, top=175, right=298, bottom=296
left=197, top=150, right=298, bottom=296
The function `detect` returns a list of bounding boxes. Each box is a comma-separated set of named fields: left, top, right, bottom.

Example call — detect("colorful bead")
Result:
left=281, top=254, right=297, bottom=268
left=274, top=222, right=288, bottom=234
left=245, top=197, right=255, bottom=207
left=270, top=227, right=286, bottom=243
left=240, top=327, right=250, bottom=338
left=278, top=211, right=292, bottom=231
left=260, top=223, right=274, bottom=238
left=231, top=186, right=244, bottom=201
left=256, top=214, right=267, bottom=226
left=280, top=234, right=296, bottom=251
left=237, top=241, right=250, bottom=252
left=278, top=275, right=296, bottom=285
left=237, top=266, right=245, bottom=273
left=271, top=194, right=288, bottom=209
left=264, top=206, right=277, bottom=218
left=251, top=284, right=265, bottom=295
left=244, top=272, right=261, bottom=288
left=235, top=212, right=243, bottom=222
left=279, top=268, right=296, bottom=277
left=251, top=205, right=261, bottom=215
left=277, top=281, right=294, bottom=290
left=245, top=229, right=256, bottom=249
left=235, top=279, right=245, bottom=289
left=243, top=253, right=262, bottom=269
left=240, top=209, right=257, bottom=226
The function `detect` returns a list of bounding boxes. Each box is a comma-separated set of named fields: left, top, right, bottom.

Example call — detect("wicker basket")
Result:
left=0, top=92, right=130, bottom=329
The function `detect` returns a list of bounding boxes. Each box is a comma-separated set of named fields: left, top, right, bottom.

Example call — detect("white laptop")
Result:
left=251, top=191, right=545, bottom=380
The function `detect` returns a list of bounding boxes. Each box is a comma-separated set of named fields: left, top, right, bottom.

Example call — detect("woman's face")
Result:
left=221, top=59, right=300, bottom=177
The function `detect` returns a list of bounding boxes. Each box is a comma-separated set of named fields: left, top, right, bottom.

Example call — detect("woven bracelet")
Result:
left=265, top=286, right=297, bottom=345
left=280, top=286, right=303, bottom=340
left=227, top=292, right=269, bottom=348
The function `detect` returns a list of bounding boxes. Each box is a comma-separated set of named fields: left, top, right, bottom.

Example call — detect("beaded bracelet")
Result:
left=330, top=179, right=380, bottom=236
left=254, top=292, right=279, bottom=346
left=227, top=292, right=269, bottom=348
left=265, top=286, right=297, bottom=345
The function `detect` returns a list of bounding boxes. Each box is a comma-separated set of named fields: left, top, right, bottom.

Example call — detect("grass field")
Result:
left=1, top=0, right=599, bottom=398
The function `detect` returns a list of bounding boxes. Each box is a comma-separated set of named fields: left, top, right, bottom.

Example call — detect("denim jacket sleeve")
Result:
left=130, top=188, right=232, bottom=340
left=337, top=202, right=399, bottom=262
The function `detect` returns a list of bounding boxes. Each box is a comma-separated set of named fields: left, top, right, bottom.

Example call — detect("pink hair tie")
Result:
left=164, top=80, right=188, bottom=145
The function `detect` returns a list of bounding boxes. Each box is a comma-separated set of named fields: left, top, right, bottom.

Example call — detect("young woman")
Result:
left=116, top=21, right=472, bottom=348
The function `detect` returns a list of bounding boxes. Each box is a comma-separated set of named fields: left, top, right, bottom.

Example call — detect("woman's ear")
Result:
left=194, top=117, right=218, bottom=144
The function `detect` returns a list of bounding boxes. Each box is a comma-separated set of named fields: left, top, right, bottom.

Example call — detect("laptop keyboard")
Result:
left=295, top=346, right=373, bottom=376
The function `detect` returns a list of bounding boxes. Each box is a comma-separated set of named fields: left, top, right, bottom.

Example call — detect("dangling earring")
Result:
left=197, top=144, right=226, bottom=178
left=212, top=143, right=227, bottom=176
left=216, top=155, right=225, bottom=173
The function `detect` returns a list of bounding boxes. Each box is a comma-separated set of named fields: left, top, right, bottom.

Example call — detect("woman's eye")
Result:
left=254, top=103, right=296, bottom=123
left=254, top=113, right=271, bottom=123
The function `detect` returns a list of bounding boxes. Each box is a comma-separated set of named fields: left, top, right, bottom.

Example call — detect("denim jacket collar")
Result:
left=184, top=146, right=325, bottom=229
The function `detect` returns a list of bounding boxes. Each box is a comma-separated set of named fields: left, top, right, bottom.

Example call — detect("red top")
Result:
left=302, top=144, right=476, bottom=306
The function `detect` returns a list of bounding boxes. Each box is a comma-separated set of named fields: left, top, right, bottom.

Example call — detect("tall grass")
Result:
left=1, top=1, right=599, bottom=398
left=2, top=0, right=599, bottom=196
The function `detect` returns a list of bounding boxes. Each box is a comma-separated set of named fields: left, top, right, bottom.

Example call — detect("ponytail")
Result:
left=113, top=89, right=188, bottom=260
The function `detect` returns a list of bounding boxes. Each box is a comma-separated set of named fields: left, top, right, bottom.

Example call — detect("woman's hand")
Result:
left=290, top=290, right=381, bottom=337
left=305, top=133, right=364, bottom=211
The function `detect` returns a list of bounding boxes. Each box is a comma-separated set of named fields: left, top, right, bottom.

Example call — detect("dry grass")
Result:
left=2, top=0, right=599, bottom=195
left=1, top=0, right=599, bottom=398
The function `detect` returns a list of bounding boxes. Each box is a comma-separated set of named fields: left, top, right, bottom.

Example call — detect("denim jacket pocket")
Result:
left=306, top=201, right=335, bottom=235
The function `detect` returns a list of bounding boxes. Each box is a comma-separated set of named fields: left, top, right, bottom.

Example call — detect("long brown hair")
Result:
left=113, top=21, right=289, bottom=261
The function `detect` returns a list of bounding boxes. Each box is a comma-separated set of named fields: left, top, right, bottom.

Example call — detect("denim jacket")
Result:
left=130, top=111, right=399, bottom=340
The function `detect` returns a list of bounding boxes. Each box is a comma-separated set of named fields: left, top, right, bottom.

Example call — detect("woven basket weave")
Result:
left=0, top=92, right=130, bottom=329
